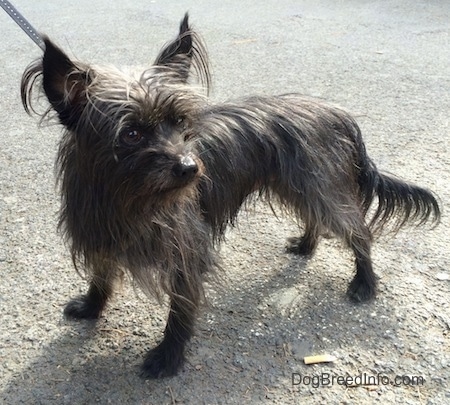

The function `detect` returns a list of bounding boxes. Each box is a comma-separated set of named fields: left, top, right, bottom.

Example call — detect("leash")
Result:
left=1, top=0, right=44, bottom=50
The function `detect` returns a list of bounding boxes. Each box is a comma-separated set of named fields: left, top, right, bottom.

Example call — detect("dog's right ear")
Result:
left=41, top=38, right=91, bottom=127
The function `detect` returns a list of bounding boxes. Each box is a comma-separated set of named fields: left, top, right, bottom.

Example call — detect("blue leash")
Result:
left=1, top=0, right=45, bottom=50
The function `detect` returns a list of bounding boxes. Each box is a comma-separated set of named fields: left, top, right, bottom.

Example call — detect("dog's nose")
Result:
left=172, top=156, right=199, bottom=179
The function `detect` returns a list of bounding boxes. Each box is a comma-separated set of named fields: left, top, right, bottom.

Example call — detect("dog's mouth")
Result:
left=119, top=152, right=204, bottom=210
left=146, top=155, right=204, bottom=196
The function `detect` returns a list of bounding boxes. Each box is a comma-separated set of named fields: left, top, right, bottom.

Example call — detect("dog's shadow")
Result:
left=1, top=235, right=399, bottom=404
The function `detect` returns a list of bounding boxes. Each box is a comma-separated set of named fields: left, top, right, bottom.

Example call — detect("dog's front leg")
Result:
left=142, top=270, right=200, bottom=378
left=64, top=255, right=119, bottom=319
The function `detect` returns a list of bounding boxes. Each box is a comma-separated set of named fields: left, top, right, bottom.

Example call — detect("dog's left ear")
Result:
left=154, top=13, right=193, bottom=82
left=154, top=13, right=210, bottom=88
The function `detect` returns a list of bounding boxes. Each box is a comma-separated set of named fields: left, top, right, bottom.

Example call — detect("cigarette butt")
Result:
left=303, top=354, right=337, bottom=365
left=232, top=38, right=257, bottom=45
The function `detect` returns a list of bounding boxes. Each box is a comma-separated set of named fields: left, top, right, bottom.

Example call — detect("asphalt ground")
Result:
left=1, top=1, right=449, bottom=404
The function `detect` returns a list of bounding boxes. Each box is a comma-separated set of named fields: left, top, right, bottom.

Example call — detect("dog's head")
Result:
left=21, top=14, right=209, bottom=209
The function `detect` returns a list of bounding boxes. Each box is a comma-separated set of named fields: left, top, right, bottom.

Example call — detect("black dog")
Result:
left=21, top=14, right=440, bottom=378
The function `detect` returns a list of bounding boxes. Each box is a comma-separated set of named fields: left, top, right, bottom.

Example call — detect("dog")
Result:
left=21, top=14, right=440, bottom=378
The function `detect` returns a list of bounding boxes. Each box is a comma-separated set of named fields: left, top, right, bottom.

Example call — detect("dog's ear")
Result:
left=42, top=38, right=91, bottom=127
left=154, top=13, right=210, bottom=88
left=154, top=13, right=193, bottom=82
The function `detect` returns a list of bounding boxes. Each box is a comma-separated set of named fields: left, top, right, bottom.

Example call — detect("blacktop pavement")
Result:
left=1, top=1, right=449, bottom=404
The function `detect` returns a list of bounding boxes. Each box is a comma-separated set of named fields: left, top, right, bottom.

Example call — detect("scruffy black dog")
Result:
left=21, top=14, right=440, bottom=378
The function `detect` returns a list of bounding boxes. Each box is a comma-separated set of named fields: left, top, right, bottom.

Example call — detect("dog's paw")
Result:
left=141, top=341, right=184, bottom=379
left=64, top=295, right=103, bottom=319
left=285, top=236, right=316, bottom=256
left=347, top=278, right=376, bottom=302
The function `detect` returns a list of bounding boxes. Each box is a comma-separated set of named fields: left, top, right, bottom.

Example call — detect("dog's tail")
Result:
left=357, top=150, right=441, bottom=233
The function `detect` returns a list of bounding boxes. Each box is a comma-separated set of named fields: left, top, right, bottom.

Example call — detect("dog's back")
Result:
left=192, top=94, right=439, bottom=237
left=191, top=93, right=440, bottom=303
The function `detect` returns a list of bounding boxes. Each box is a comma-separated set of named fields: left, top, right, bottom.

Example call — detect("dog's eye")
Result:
left=121, top=129, right=144, bottom=145
left=174, top=116, right=185, bottom=126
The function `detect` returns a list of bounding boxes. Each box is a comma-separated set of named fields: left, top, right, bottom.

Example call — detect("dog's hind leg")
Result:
left=316, top=202, right=376, bottom=302
left=142, top=270, right=201, bottom=378
left=64, top=256, right=118, bottom=319
left=344, top=222, right=377, bottom=302
left=286, top=226, right=320, bottom=256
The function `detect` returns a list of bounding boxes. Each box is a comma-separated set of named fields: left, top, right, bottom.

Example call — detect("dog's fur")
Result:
left=21, top=14, right=440, bottom=378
